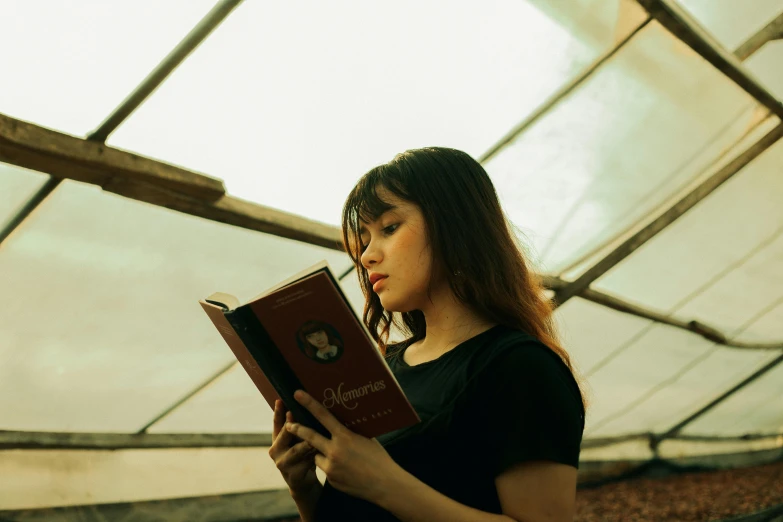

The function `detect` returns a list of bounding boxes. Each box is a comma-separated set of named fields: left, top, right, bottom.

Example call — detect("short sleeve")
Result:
left=471, top=341, right=585, bottom=476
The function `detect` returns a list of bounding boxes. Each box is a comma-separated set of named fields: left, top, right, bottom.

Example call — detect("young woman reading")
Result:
left=267, top=147, right=588, bottom=522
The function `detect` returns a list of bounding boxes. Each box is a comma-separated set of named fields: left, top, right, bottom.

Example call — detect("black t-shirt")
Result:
left=313, top=324, right=585, bottom=521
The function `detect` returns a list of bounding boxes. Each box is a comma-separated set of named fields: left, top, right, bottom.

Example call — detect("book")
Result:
left=199, top=261, right=420, bottom=440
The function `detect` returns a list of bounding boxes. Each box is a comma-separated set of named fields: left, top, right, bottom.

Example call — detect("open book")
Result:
left=199, top=261, right=419, bottom=439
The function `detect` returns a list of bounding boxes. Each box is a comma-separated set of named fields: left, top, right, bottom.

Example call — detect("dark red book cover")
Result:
left=249, top=270, right=419, bottom=438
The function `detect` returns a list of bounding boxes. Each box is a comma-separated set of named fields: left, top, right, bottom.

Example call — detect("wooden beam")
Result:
left=102, top=176, right=343, bottom=251
left=0, top=112, right=225, bottom=201
left=635, top=0, right=783, bottom=118
left=733, top=12, right=783, bottom=62
left=553, top=121, right=783, bottom=306
left=0, top=489, right=298, bottom=522
left=0, top=430, right=273, bottom=450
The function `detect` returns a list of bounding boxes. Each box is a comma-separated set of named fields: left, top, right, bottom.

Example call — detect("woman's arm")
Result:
left=290, top=481, right=323, bottom=522
left=376, top=466, right=516, bottom=522
left=375, top=459, right=576, bottom=522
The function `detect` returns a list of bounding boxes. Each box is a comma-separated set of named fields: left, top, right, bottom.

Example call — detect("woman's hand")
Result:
left=285, top=390, right=406, bottom=504
left=268, top=399, right=320, bottom=494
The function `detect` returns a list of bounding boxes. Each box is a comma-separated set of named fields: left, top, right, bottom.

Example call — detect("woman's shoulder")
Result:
left=473, top=326, right=584, bottom=410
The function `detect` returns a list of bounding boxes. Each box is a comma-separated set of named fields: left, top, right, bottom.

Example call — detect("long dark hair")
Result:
left=341, top=147, right=587, bottom=411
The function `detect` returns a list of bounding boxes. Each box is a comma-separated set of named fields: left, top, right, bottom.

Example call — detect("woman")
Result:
left=268, top=147, right=588, bottom=522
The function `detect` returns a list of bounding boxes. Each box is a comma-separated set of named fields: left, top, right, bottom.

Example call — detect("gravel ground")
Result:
left=277, top=461, right=783, bottom=521
left=576, top=460, right=783, bottom=521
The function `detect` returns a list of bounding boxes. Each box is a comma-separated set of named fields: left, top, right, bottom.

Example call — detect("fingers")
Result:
left=292, top=390, right=345, bottom=435
left=275, top=440, right=317, bottom=470
left=271, top=406, right=296, bottom=455
left=286, top=419, right=330, bottom=454
left=272, top=400, right=286, bottom=439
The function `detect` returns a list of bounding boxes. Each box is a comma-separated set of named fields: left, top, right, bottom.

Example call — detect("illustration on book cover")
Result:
left=296, top=320, right=344, bottom=363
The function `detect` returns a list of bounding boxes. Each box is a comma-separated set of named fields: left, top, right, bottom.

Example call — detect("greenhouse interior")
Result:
left=1, top=0, right=782, bottom=521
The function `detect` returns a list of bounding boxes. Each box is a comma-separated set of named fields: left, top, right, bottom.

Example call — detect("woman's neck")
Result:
left=414, top=288, right=496, bottom=356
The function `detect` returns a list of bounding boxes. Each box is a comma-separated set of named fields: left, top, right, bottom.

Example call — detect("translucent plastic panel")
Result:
left=745, top=42, right=783, bottom=100
left=675, top=0, right=783, bottom=51
left=0, top=448, right=283, bottom=510
left=483, top=21, right=758, bottom=273
left=0, top=180, right=349, bottom=432
left=0, top=164, right=48, bottom=228
left=554, top=296, right=653, bottom=377
left=582, top=294, right=783, bottom=437
left=0, top=0, right=217, bottom=136
left=110, top=0, right=646, bottom=226
left=582, top=323, right=720, bottom=438
left=593, top=138, right=783, bottom=342
left=683, top=354, right=783, bottom=437
left=150, top=363, right=271, bottom=434
left=588, top=347, right=781, bottom=437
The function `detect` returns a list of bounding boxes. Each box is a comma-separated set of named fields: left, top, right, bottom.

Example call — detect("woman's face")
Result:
left=305, top=330, right=329, bottom=349
left=359, top=188, right=435, bottom=312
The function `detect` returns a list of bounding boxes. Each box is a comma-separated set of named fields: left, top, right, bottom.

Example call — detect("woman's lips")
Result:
left=372, top=276, right=387, bottom=292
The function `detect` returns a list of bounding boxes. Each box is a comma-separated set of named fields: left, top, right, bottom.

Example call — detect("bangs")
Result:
left=341, top=162, right=410, bottom=261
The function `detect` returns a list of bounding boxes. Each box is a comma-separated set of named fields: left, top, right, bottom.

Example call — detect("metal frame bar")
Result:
left=87, top=0, right=243, bottom=143
left=635, top=0, right=783, bottom=118
left=0, top=430, right=273, bottom=450
left=0, top=489, right=298, bottom=522
left=733, top=12, right=783, bottom=62
left=3, top=428, right=779, bottom=451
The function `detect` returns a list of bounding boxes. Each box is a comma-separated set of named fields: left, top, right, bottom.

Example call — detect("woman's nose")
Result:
left=360, top=241, right=381, bottom=268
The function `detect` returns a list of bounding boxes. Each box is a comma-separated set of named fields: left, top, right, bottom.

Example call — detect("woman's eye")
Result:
left=383, top=224, right=399, bottom=235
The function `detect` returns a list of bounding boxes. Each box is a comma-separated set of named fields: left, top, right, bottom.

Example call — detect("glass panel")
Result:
left=110, top=0, right=646, bottom=226
left=582, top=291, right=783, bottom=437
left=0, top=447, right=282, bottom=509
left=674, top=0, right=783, bottom=51
left=554, top=296, right=653, bottom=375
left=0, top=164, right=48, bottom=228
left=0, top=179, right=349, bottom=432
left=589, top=347, right=780, bottom=436
left=0, top=0, right=218, bottom=136
left=683, top=358, right=783, bottom=436
left=593, top=139, right=783, bottom=339
left=745, top=42, right=783, bottom=100
left=582, top=323, right=719, bottom=438
left=483, top=21, right=758, bottom=273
